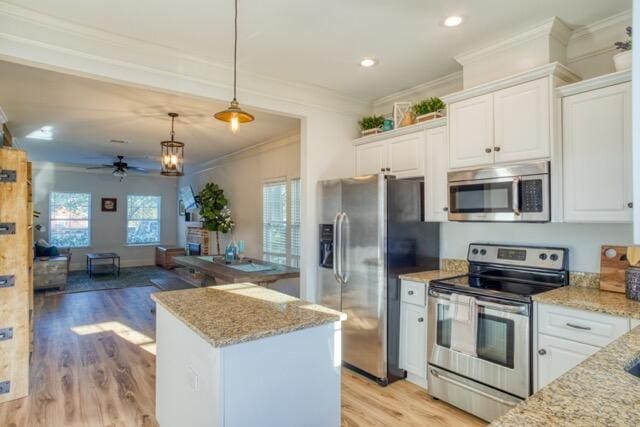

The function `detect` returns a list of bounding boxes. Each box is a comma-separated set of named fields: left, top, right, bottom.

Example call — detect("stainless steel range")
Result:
left=427, top=243, right=568, bottom=422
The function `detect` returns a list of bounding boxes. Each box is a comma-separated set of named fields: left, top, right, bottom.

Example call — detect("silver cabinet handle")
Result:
left=566, top=322, right=591, bottom=331
left=494, top=146, right=501, bottom=152
left=442, top=207, right=449, bottom=212
left=538, top=349, right=547, bottom=355
left=628, top=202, right=634, bottom=208
left=418, top=317, right=424, bottom=323
left=429, top=369, right=518, bottom=407
left=408, top=290, right=414, bottom=295
left=485, top=148, right=492, bottom=153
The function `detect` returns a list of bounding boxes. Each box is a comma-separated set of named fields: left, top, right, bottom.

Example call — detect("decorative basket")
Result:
left=415, top=109, right=446, bottom=123
left=361, top=127, right=383, bottom=137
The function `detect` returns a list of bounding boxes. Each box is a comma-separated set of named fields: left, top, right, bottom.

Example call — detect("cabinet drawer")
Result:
left=401, top=280, right=426, bottom=306
left=537, top=303, right=629, bottom=347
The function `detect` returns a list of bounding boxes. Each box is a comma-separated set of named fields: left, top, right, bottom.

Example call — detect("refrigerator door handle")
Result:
left=340, top=212, right=349, bottom=284
left=333, top=212, right=342, bottom=284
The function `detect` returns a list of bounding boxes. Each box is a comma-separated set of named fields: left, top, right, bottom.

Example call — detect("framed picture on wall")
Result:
left=179, top=199, right=186, bottom=216
left=101, top=197, right=117, bottom=212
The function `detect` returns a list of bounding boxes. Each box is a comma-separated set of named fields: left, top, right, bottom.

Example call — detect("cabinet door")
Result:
left=563, top=82, right=632, bottom=222
left=388, top=132, right=425, bottom=178
left=425, top=126, right=449, bottom=222
left=399, top=303, right=426, bottom=379
left=493, top=78, right=550, bottom=163
left=537, top=333, right=599, bottom=389
left=449, top=94, right=494, bottom=169
left=355, top=141, right=387, bottom=176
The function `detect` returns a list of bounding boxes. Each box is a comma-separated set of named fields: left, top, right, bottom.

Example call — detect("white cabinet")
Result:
left=537, top=333, right=600, bottom=389
left=448, top=93, right=494, bottom=169
left=355, top=141, right=386, bottom=176
left=448, top=77, right=551, bottom=169
left=355, top=132, right=425, bottom=178
left=493, top=78, right=550, bottom=163
left=425, top=126, right=449, bottom=222
left=399, top=280, right=427, bottom=388
left=562, top=82, right=632, bottom=222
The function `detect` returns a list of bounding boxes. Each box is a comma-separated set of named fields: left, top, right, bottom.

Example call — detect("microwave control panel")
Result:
left=521, top=180, right=543, bottom=213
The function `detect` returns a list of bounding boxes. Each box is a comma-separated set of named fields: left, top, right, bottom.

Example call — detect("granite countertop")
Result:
left=151, top=283, right=345, bottom=347
left=173, top=255, right=299, bottom=284
left=534, top=286, right=640, bottom=320
left=399, top=270, right=465, bottom=283
left=491, top=325, right=640, bottom=426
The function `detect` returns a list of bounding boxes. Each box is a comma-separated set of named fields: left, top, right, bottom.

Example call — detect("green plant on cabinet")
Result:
left=411, top=97, right=445, bottom=116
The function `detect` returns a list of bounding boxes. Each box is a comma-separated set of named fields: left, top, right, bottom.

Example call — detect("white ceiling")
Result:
left=0, top=61, right=300, bottom=170
left=6, top=0, right=632, bottom=101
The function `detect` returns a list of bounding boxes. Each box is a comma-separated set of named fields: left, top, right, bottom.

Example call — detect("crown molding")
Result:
left=0, top=2, right=370, bottom=116
left=566, top=9, right=632, bottom=63
left=555, top=69, right=631, bottom=97
left=372, top=71, right=462, bottom=108
left=569, top=9, right=631, bottom=42
left=455, top=17, right=572, bottom=67
left=442, top=62, right=581, bottom=104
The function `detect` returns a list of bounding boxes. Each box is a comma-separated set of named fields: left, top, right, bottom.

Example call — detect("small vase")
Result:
left=614, top=50, right=632, bottom=72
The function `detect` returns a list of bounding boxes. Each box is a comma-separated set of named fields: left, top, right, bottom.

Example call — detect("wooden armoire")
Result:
left=0, top=147, right=33, bottom=403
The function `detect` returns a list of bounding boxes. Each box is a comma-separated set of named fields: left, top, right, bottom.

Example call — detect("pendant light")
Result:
left=160, top=112, right=185, bottom=176
left=214, top=0, right=254, bottom=132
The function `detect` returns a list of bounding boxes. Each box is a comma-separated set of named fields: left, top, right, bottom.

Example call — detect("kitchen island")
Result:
left=174, top=255, right=300, bottom=295
left=152, top=283, right=345, bottom=427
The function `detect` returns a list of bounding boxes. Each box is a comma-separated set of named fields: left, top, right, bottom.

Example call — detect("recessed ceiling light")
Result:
left=26, top=125, right=53, bottom=141
left=444, top=16, right=463, bottom=27
left=360, top=58, right=378, bottom=68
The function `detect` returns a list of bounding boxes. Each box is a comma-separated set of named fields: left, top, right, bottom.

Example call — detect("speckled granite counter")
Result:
left=491, top=325, right=640, bottom=426
left=399, top=270, right=465, bottom=283
left=151, top=283, right=345, bottom=347
left=534, top=286, right=640, bottom=320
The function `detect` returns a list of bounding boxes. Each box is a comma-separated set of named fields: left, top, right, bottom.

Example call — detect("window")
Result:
left=127, top=195, right=161, bottom=244
left=262, top=178, right=301, bottom=267
left=49, top=192, right=91, bottom=248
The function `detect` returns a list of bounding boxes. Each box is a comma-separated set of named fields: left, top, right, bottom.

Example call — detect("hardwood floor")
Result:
left=0, top=287, right=485, bottom=426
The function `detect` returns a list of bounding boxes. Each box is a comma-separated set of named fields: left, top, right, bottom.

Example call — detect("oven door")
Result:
left=447, top=174, right=549, bottom=222
left=427, top=287, right=530, bottom=398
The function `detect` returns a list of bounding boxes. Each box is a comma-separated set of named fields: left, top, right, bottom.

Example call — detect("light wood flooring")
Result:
left=0, top=287, right=485, bottom=427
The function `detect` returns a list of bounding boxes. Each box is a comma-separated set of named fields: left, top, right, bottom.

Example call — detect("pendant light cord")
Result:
left=170, top=115, right=175, bottom=141
left=233, top=0, right=238, bottom=101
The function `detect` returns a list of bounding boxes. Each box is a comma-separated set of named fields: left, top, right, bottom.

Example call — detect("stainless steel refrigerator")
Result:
left=317, top=173, right=439, bottom=385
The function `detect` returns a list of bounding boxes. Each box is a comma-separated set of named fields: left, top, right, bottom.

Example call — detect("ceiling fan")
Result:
left=86, top=155, right=147, bottom=181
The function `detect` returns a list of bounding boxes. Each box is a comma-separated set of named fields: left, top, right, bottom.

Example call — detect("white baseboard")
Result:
left=405, top=372, right=428, bottom=390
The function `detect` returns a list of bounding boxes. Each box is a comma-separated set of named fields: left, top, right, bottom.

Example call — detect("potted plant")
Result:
left=198, top=182, right=235, bottom=255
left=614, top=26, right=632, bottom=71
left=358, top=115, right=385, bottom=136
left=412, top=97, right=446, bottom=123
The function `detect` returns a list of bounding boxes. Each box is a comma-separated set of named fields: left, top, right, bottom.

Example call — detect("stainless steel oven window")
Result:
left=435, top=303, right=516, bottom=369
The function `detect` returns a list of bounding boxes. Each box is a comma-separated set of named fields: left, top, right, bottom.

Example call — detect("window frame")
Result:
left=48, top=191, right=92, bottom=248
left=261, top=177, right=301, bottom=267
left=126, top=194, right=162, bottom=245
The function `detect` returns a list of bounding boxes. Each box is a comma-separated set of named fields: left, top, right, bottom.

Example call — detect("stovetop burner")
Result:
left=431, top=243, right=569, bottom=303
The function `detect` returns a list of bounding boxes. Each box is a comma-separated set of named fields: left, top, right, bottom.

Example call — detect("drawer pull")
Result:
left=408, top=290, right=414, bottom=295
left=418, top=317, right=424, bottom=323
left=566, top=322, right=591, bottom=331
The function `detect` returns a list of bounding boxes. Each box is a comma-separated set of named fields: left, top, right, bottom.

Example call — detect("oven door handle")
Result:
left=429, top=369, right=519, bottom=407
left=512, top=177, right=521, bottom=216
left=428, top=289, right=529, bottom=315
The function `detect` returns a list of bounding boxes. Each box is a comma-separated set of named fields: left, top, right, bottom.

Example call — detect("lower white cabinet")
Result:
left=536, top=333, right=600, bottom=389
left=535, top=303, right=632, bottom=391
left=399, top=280, right=427, bottom=388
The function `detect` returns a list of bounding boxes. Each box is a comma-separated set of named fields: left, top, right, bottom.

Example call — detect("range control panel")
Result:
left=467, top=243, right=567, bottom=270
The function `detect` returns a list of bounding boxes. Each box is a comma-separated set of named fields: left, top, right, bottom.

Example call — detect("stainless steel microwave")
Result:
left=447, top=161, right=550, bottom=222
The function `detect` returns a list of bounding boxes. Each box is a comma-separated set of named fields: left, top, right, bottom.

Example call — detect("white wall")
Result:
left=33, top=163, right=178, bottom=270
left=178, top=132, right=300, bottom=257
left=441, top=222, right=633, bottom=273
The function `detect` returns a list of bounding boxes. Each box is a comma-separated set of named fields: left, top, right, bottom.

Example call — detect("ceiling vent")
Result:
left=109, top=139, right=129, bottom=144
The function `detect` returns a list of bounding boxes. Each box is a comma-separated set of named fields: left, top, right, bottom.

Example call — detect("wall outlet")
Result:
left=187, top=366, right=199, bottom=392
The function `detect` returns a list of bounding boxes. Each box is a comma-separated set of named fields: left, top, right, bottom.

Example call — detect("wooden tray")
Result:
left=599, top=245, right=629, bottom=293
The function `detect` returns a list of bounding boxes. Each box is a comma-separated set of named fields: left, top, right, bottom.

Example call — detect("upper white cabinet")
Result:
left=493, top=78, right=550, bottom=163
left=562, top=81, right=632, bottom=222
left=425, top=126, right=449, bottom=222
left=448, top=93, right=494, bottom=168
left=354, top=127, right=429, bottom=179
left=448, top=78, right=550, bottom=169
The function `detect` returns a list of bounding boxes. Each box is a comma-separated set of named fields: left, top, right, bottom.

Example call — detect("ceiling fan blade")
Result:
left=86, top=165, right=112, bottom=169
left=127, top=166, right=148, bottom=173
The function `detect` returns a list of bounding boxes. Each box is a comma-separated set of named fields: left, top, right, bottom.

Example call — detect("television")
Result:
left=179, top=185, right=198, bottom=210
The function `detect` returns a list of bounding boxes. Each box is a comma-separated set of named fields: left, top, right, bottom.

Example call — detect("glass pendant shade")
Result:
left=160, top=113, right=185, bottom=176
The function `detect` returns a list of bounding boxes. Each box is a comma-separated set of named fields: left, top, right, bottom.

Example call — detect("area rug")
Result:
left=44, top=266, right=179, bottom=295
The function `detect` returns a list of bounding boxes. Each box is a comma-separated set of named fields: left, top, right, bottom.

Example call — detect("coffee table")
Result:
left=86, top=252, right=121, bottom=279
